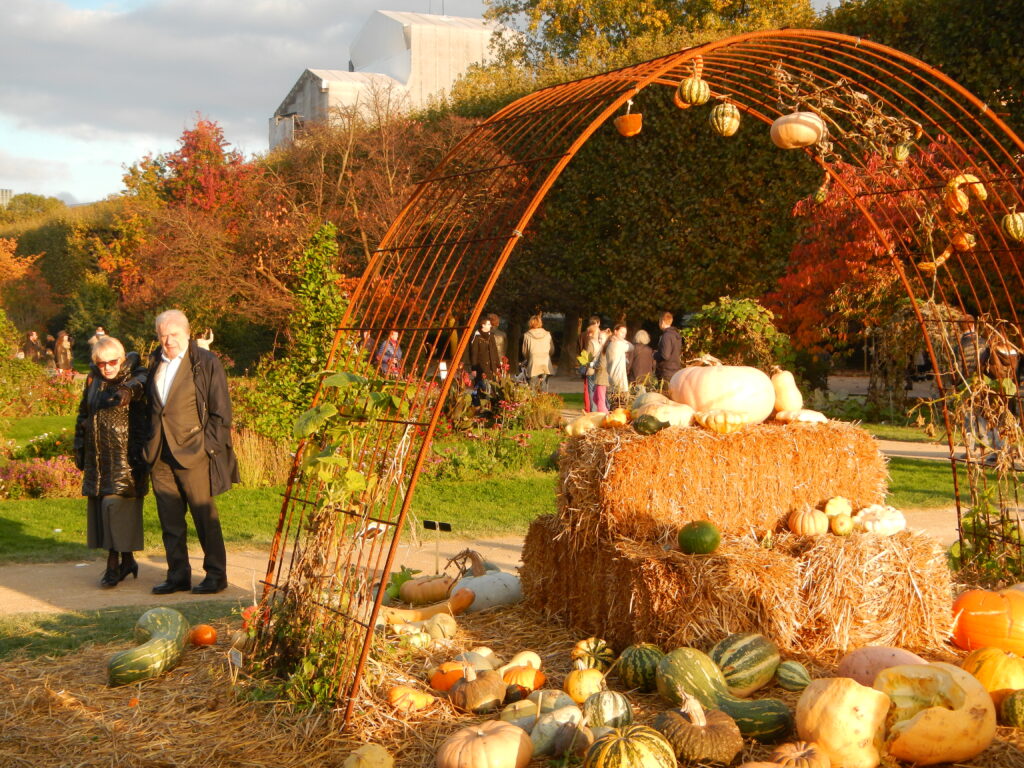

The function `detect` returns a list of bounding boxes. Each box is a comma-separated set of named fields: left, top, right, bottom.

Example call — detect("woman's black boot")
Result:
left=101, top=550, right=119, bottom=588
left=118, top=552, right=139, bottom=582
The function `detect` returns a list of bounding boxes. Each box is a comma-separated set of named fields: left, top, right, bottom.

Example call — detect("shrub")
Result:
left=0, top=456, right=82, bottom=499
left=233, top=427, right=293, bottom=488
left=10, top=428, right=75, bottom=460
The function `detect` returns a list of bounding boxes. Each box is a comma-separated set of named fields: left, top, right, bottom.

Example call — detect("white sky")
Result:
left=2, top=0, right=830, bottom=204
left=0, top=0, right=485, bottom=203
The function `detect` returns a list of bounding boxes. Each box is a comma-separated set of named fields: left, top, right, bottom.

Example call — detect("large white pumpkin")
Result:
left=668, top=362, right=775, bottom=425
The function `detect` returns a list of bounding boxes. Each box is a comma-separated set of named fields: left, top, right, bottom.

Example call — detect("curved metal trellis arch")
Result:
left=256, top=28, right=1024, bottom=723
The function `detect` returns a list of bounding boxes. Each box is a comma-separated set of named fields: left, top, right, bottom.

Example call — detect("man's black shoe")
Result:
left=192, top=577, right=228, bottom=594
left=152, top=580, right=191, bottom=595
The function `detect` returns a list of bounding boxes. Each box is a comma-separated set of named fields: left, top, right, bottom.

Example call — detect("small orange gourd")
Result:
left=190, top=624, right=217, bottom=646
left=502, top=665, right=546, bottom=691
left=430, top=661, right=469, bottom=692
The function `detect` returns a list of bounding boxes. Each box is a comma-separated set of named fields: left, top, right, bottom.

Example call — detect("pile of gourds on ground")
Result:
left=378, top=627, right=1020, bottom=768
left=676, top=497, right=907, bottom=556
left=106, top=605, right=256, bottom=687
left=566, top=358, right=827, bottom=439
left=383, top=550, right=524, bottom=651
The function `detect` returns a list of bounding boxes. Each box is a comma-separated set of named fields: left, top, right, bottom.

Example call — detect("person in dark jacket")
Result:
left=469, top=317, right=501, bottom=406
left=22, top=331, right=43, bottom=363
left=654, top=311, right=682, bottom=384
left=145, top=309, right=240, bottom=595
left=74, top=337, right=149, bottom=588
left=629, top=329, right=656, bottom=386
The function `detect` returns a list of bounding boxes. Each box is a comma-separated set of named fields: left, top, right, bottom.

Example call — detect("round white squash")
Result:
left=669, top=362, right=775, bottom=426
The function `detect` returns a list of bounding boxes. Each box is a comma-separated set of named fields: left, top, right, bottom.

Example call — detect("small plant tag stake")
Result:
left=423, top=520, right=452, bottom=573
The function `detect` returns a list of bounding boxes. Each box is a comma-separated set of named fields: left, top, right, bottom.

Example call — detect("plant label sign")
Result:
left=423, top=520, right=452, bottom=572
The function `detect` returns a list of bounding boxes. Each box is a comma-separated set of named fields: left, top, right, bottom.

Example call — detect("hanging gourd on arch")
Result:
left=614, top=98, right=642, bottom=137
left=675, top=55, right=711, bottom=108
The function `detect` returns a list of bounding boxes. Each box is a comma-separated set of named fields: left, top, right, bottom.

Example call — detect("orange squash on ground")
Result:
left=502, top=665, right=546, bottom=691
left=431, top=662, right=469, bottom=692
left=190, top=624, right=217, bottom=646
left=953, top=588, right=1024, bottom=655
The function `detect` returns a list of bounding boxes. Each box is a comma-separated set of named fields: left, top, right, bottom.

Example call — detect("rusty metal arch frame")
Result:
left=256, top=28, right=1024, bottom=724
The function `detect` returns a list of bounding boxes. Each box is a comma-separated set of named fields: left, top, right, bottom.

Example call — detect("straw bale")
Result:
left=522, top=515, right=953, bottom=655
left=558, top=420, right=886, bottom=545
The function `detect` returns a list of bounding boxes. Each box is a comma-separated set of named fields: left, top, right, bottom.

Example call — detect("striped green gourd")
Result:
left=655, top=647, right=793, bottom=743
left=617, top=643, right=665, bottom=692
left=571, top=636, right=616, bottom=671
left=1003, top=212, right=1024, bottom=243
left=676, top=77, right=711, bottom=107
left=774, top=660, right=812, bottom=692
left=582, top=690, right=634, bottom=728
left=709, top=102, right=740, bottom=137
left=708, top=632, right=780, bottom=697
left=108, top=606, right=189, bottom=686
left=582, top=724, right=676, bottom=768
left=1001, top=689, right=1024, bottom=728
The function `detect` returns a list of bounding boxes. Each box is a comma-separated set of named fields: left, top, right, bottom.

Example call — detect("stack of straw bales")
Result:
left=521, top=420, right=953, bottom=654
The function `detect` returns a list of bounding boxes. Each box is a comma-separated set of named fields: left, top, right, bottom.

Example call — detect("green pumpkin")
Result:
left=676, top=77, right=711, bottom=107
left=617, top=643, right=665, bottom=692
left=774, top=660, right=812, bottom=692
left=655, top=647, right=793, bottom=743
left=572, top=636, right=616, bottom=671
left=582, top=690, right=634, bottom=728
left=1001, top=689, right=1024, bottom=728
left=632, top=414, right=668, bottom=435
left=582, top=724, right=676, bottom=768
left=677, top=521, right=721, bottom=555
left=708, top=633, right=780, bottom=697
left=108, top=606, right=190, bottom=686
left=709, top=102, right=740, bottom=137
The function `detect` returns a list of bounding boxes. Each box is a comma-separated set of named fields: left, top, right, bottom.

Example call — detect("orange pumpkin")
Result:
left=789, top=508, right=829, bottom=536
left=190, top=624, right=217, bottom=646
left=430, top=662, right=469, bottom=692
left=960, top=647, right=1024, bottom=706
left=502, top=665, right=546, bottom=692
left=953, top=589, right=1024, bottom=655
left=614, top=113, right=642, bottom=137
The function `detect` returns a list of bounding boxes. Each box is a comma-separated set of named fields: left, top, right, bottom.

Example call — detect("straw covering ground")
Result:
left=4, top=607, right=1024, bottom=767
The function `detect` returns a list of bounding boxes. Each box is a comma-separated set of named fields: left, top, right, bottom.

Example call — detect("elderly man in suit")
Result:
left=146, top=309, right=239, bottom=595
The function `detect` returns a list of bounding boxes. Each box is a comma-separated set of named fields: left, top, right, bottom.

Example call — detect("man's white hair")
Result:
left=155, top=309, right=191, bottom=335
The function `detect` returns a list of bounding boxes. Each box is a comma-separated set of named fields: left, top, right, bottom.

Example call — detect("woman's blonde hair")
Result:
left=528, top=314, right=543, bottom=329
left=91, top=336, right=126, bottom=363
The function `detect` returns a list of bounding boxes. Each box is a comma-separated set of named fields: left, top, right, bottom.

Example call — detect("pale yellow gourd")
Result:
left=695, top=409, right=747, bottom=434
left=565, top=412, right=607, bottom=436
left=775, top=409, right=827, bottom=423
left=771, top=367, right=803, bottom=412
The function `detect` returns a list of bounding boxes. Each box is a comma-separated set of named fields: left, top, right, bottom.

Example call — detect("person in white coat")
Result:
left=604, top=323, right=631, bottom=403
left=521, top=314, right=554, bottom=392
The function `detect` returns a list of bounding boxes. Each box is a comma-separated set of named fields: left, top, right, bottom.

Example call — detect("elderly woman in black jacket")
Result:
left=74, top=336, right=149, bottom=588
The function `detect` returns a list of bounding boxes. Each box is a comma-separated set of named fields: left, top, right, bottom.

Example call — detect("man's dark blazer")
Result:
left=145, top=339, right=239, bottom=496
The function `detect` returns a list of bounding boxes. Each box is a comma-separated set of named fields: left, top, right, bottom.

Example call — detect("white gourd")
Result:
left=852, top=504, right=906, bottom=536
left=450, top=550, right=523, bottom=612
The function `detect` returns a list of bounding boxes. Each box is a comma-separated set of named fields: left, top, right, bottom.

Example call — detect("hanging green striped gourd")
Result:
left=655, top=647, right=793, bottom=743
left=1003, top=212, right=1024, bottom=243
left=774, top=660, right=812, bottom=692
left=582, top=690, right=634, bottom=728
left=108, top=607, right=190, bottom=686
left=674, top=55, right=710, bottom=108
left=708, top=633, right=781, bottom=697
left=709, top=102, right=740, bottom=137
left=571, top=636, right=616, bottom=671
left=617, top=643, right=665, bottom=692
left=582, top=724, right=676, bottom=768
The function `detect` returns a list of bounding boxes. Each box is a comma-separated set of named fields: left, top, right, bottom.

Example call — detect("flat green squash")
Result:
left=108, top=606, right=190, bottom=687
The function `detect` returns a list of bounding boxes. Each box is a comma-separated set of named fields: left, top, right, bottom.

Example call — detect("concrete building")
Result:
left=270, top=11, right=499, bottom=149
left=0, top=189, right=12, bottom=208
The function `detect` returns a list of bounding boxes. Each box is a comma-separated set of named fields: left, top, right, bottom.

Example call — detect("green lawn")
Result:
left=0, top=601, right=240, bottom=661
left=3, top=414, right=76, bottom=446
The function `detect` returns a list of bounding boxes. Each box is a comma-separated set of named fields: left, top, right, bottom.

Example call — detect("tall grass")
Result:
left=233, top=428, right=293, bottom=488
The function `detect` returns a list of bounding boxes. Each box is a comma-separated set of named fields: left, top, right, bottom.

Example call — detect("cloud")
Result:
left=0, top=148, right=70, bottom=184
left=0, top=0, right=485, bottom=198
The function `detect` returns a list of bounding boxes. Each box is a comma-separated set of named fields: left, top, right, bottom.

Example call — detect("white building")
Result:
left=270, top=11, right=499, bottom=149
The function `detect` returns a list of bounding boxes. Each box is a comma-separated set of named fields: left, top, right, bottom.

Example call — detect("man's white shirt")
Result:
left=155, top=351, right=186, bottom=405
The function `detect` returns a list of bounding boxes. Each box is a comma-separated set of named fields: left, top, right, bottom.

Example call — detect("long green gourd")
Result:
left=108, top=606, right=190, bottom=686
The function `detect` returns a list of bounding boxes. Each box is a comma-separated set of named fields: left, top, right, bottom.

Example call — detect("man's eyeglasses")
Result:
left=96, top=358, right=122, bottom=369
